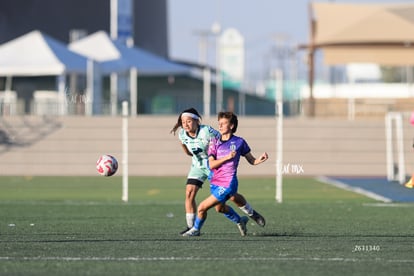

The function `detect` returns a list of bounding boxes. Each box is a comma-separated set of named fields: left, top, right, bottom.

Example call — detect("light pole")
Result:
left=212, top=22, right=222, bottom=114
left=194, top=22, right=222, bottom=117
left=193, top=29, right=214, bottom=118
left=271, top=34, right=298, bottom=112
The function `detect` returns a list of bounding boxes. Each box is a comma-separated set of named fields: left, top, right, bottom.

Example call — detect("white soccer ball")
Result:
left=96, top=155, right=118, bottom=176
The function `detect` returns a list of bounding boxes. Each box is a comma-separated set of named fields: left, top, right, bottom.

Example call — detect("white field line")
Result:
left=0, top=256, right=413, bottom=263
left=0, top=200, right=183, bottom=206
left=363, top=202, right=414, bottom=207
left=316, top=176, right=392, bottom=203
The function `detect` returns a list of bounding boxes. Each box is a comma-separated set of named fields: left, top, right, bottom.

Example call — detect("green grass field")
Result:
left=1, top=176, right=414, bottom=276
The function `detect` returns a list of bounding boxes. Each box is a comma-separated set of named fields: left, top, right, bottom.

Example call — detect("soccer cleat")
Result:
left=405, top=178, right=413, bottom=189
left=250, top=210, right=266, bottom=227
left=179, top=227, right=191, bottom=235
left=182, top=227, right=200, bottom=237
left=237, top=216, right=248, bottom=236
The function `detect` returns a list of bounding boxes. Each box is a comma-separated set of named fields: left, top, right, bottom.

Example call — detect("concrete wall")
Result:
left=1, top=115, right=413, bottom=177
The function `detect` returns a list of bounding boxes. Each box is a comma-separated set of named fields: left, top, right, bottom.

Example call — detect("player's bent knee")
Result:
left=215, top=204, right=226, bottom=213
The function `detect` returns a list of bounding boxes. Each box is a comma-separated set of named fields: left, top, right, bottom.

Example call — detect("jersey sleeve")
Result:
left=178, top=129, right=186, bottom=144
left=208, top=125, right=220, bottom=139
left=240, top=138, right=251, bottom=156
left=208, top=137, right=218, bottom=158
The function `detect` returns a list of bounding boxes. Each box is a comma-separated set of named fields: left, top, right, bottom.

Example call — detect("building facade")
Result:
left=0, top=0, right=168, bottom=57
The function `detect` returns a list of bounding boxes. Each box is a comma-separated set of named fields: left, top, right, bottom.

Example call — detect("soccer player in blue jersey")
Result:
left=171, top=108, right=266, bottom=235
left=182, top=111, right=268, bottom=237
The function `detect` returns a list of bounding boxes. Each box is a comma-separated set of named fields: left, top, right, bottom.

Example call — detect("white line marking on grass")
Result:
left=363, top=203, right=414, bottom=207
left=0, top=200, right=183, bottom=206
left=1, top=256, right=413, bottom=263
left=316, top=176, right=392, bottom=203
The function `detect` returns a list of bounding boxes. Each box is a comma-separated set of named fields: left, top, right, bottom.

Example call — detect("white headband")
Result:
left=181, top=112, right=200, bottom=120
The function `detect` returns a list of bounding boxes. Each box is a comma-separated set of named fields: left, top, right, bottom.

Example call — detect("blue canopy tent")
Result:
left=0, top=30, right=88, bottom=115
left=69, top=31, right=193, bottom=115
left=101, top=39, right=191, bottom=76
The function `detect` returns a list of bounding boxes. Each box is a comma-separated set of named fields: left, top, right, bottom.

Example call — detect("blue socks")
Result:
left=193, top=216, right=205, bottom=230
left=224, top=206, right=241, bottom=224
left=193, top=206, right=241, bottom=231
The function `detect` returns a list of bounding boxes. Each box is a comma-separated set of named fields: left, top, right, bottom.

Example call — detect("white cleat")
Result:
left=182, top=227, right=200, bottom=237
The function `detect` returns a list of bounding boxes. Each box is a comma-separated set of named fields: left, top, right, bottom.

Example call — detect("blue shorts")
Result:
left=210, top=178, right=238, bottom=203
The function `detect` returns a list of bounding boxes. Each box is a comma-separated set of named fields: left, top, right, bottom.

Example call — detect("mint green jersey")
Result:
left=179, top=125, right=220, bottom=181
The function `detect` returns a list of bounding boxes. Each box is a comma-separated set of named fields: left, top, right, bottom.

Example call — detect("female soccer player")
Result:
left=182, top=111, right=268, bottom=237
left=171, top=108, right=265, bottom=235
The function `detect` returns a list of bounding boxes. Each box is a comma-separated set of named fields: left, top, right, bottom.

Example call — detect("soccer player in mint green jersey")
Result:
left=182, top=111, right=268, bottom=237
left=171, top=108, right=266, bottom=235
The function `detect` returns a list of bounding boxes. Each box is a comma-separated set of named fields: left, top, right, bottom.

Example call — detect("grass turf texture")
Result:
left=0, top=176, right=413, bottom=276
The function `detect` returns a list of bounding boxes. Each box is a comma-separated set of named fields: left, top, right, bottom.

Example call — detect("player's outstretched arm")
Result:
left=245, top=152, right=268, bottom=165
left=181, top=143, right=193, bottom=157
